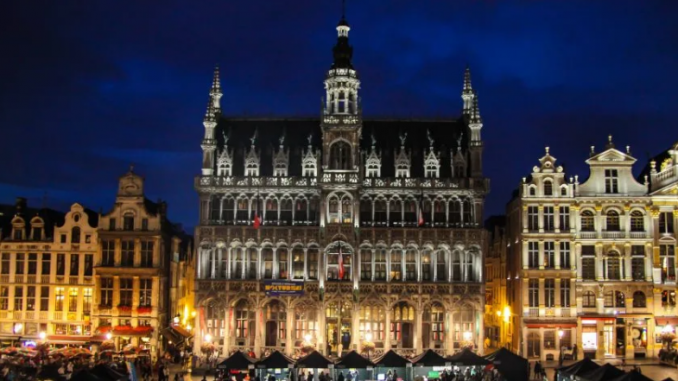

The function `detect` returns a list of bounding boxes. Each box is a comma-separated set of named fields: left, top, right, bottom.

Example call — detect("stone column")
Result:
left=415, top=308, right=423, bottom=352
left=554, top=240, right=561, bottom=269
left=286, top=307, right=294, bottom=355
left=595, top=244, right=604, bottom=281
left=352, top=304, right=360, bottom=352
left=575, top=244, right=583, bottom=281
left=222, top=307, right=231, bottom=357
left=538, top=241, right=545, bottom=270
left=384, top=307, right=392, bottom=352
left=318, top=303, right=326, bottom=355
left=522, top=240, right=529, bottom=270
left=624, top=244, right=632, bottom=281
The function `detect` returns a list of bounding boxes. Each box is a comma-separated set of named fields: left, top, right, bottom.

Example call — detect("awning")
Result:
left=163, top=326, right=193, bottom=345
left=656, top=317, right=678, bottom=326
left=526, top=323, right=577, bottom=328
left=47, top=336, right=91, bottom=344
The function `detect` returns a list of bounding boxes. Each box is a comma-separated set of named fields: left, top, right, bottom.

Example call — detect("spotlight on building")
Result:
left=463, top=331, right=472, bottom=341
left=13, top=323, right=23, bottom=334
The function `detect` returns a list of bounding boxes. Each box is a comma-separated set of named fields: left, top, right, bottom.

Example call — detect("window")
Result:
left=606, top=211, right=620, bottom=231
left=544, top=330, right=556, bottom=350
left=260, top=248, right=273, bottom=280
left=559, top=206, right=570, bottom=230
left=292, top=247, right=304, bottom=280
left=405, top=249, right=416, bottom=280
left=235, top=300, right=254, bottom=339
left=560, top=280, right=570, bottom=307
left=527, top=206, right=538, bottom=231
left=544, top=242, right=555, bottom=268
left=326, top=246, right=351, bottom=281
left=278, top=248, right=288, bottom=279
left=121, top=240, right=135, bottom=267
left=604, top=169, right=619, bottom=193
left=452, top=306, right=475, bottom=349
left=451, top=252, right=461, bottom=281
left=123, top=215, right=134, bottom=231
left=630, top=211, right=644, bottom=232
left=16, top=253, right=24, bottom=276
left=56, top=254, right=65, bottom=276
left=139, top=279, right=152, bottom=307
left=55, top=287, right=64, bottom=311
left=26, top=286, right=35, bottom=311
left=560, top=242, right=571, bottom=269
left=68, top=288, right=78, bottom=312
left=425, top=303, right=445, bottom=345
left=295, top=309, right=318, bottom=343
left=83, top=288, right=92, bottom=314
left=25, top=253, right=37, bottom=275
left=662, top=290, right=676, bottom=307
left=632, top=257, right=645, bottom=281
left=141, top=242, right=153, bottom=267
left=14, top=286, right=23, bottom=311
left=374, top=248, right=387, bottom=281
left=70, top=254, right=79, bottom=276
left=1, top=254, right=9, bottom=275
left=583, top=291, right=596, bottom=308
left=102, top=241, right=115, bottom=266
left=607, top=253, right=621, bottom=280
left=544, top=206, right=554, bottom=231
left=391, top=302, right=414, bottom=342
left=32, top=227, right=42, bottom=240
left=60, top=234, right=66, bottom=243
left=0, top=287, right=8, bottom=310
left=359, top=305, right=385, bottom=344
left=141, top=218, right=148, bottom=231
left=40, top=287, right=49, bottom=311
left=41, top=254, right=50, bottom=275
left=329, top=141, right=351, bottom=170
left=307, top=249, right=318, bottom=280
left=119, top=278, right=133, bottom=306
left=528, top=279, right=539, bottom=307
left=109, top=218, right=116, bottom=231
left=545, top=279, right=555, bottom=307
left=543, top=181, right=553, bottom=196
left=581, top=211, right=594, bottom=231
left=528, top=242, right=539, bottom=268
left=360, top=249, right=372, bottom=280
left=605, top=291, right=625, bottom=308
left=529, top=187, right=536, bottom=196
left=71, top=227, right=80, bottom=243
left=632, top=291, right=646, bottom=308
left=391, top=250, right=402, bottom=281
left=421, top=250, right=432, bottom=281
left=660, top=245, right=676, bottom=283
left=100, top=278, right=113, bottom=307
left=582, top=257, right=596, bottom=281
left=84, top=254, right=93, bottom=276
left=660, top=212, right=675, bottom=234
left=436, top=250, right=447, bottom=281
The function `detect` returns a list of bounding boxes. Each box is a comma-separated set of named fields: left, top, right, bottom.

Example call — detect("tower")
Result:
left=464, top=68, right=484, bottom=178
left=321, top=11, right=362, bottom=173
left=201, top=66, right=222, bottom=176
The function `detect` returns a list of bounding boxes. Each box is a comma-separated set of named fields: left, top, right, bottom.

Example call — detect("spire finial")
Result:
left=463, top=65, right=472, bottom=91
left=545, top=146, right=550, bottom=154
left=427, top=129, right=434, bottom=147
left=250, top=129, right=258, bottom=146
left=342, top=0, right=346, bottom=20
left=203, top=98, right=216, bottom=123
left=471, top=95, right=482, bottom=123
left=129, top=163, right=135, bottom=173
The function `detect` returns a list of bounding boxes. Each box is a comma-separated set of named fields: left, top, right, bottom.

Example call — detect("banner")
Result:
left=264, top=280, right=304, bottom=296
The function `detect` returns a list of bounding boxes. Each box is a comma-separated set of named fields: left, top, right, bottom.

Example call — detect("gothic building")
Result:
left=194, top=14, right=489, bottom=358
left=505, top=137, right=678, bottom=361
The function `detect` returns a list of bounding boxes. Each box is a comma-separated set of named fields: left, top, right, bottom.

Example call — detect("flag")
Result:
left=253, top=193, right=261, bottom=229
left=338, top=245, right=344, bottom=280
left=418, top=197, right=425, bottom=226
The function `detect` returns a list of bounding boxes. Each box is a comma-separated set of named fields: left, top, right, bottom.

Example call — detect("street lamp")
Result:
left=39, top=331, right=46, bottom=341
left=105, top=333, right=113, bottom=341
left=14, top=323, right=23, bottom=334
left=186, top=324, right=192, bottom=331
left=204, top=334, right=212, bottom=343
left=173, top=314, right=180, bottom=325
left=304, top=334, right=312, bottom=343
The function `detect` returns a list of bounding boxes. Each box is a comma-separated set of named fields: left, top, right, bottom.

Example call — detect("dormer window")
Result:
left=217, top=162, right=232, bottom=176
left=71, top=227, right=81, bottom=244
left=425, top=165, right=438, bottom=178
left=561, top=186, right=568, bottom=196
left=604, top=169, right=619, bottom=193
left=304, top=163, right=316, bottom=177
left=396, top=165, right=409, bottom=178
left=245, top=163, right=259, bottom=177
left=274, top=163, right=287, bottom=177
left=543, top=180, right=553, bottom=196
left=32, top=227, right=42, bottom=240
left=109, top=218, right=116, bottom=231
left=13, top=229, right=23, bottom=240
left=123, top=215, right=134, bottom=231
left=529, top=187, right=536, bottom=196
left=366, top=165, right=379, bottom=178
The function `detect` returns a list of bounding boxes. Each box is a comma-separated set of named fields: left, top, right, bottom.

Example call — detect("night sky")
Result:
left=1, top=1, right=677, bottom=230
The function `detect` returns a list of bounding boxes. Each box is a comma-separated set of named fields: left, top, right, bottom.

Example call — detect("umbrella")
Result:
left=411, top=349, right=448, bottom=367
left=217, top=351, right=257, bottom=370
left=373, top=350, right=410, bottom=368
left=580, top=363, right=624, bottom=381
left=336, top=351, right=374, bottom=369
left=257, top=350, right=296, bottom=369
left=483, top=348, right=529, bottom=381
left=37, top=364, right=67, bottom=381
left=296, top=351, right=334, bottom=369
left=446, top=348, right=490, bottom=366
left=0, top=347, right=19, bottom=355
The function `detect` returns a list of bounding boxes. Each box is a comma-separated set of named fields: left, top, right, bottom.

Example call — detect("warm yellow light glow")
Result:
left=463, top=331, right=472, bottom=341
left=558, top=329, right=564, bottom=338
left=503, top=306, right=511, bottom=323
left=304, top=334, right=312, bottom=343
left=39, top=331, right=47, bottom=340
left=496, top=311, right=501, bottom=317
left=14, top=323, right=23, bottom=334
left=663, top=325, right=674, bottom=334
left=105, top=333, right=113, bottom=340
left=204, top=334, right=212, bottom=343
left=186, top=324, right=192, bottom=331
left=366, top=332, right=373, bottom=342
left=191, top=310, right=197, bottom=317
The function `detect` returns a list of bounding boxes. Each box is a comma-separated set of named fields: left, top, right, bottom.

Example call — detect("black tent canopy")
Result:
left=70, top=370, right=104, bottom=381
left=296, top=351, right=335, bottom=369
left=483, top=348, right=529, bottom=381
left=446, top=348, right=490, bottom=366
left=90, top=364, right=127, bottom=381
left=336, top=351, right=374, bottom=369
left=579, top=363, right=624, bottom=381
left=411, top=349, right=448, bottom=367
left=373, top=350, right=411, bottom=368
left=557, top=357, right=601, bottom=377
left=257, top=350, right=296, bottom=369
left=609, top=370, right=653, bottom=381
left=218, top=351, right=257, bottom=370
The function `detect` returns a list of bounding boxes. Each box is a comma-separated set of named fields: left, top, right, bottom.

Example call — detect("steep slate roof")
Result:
left=0, top=201, right=66, bottom=241
left=215, top=116, right=468, bottom=178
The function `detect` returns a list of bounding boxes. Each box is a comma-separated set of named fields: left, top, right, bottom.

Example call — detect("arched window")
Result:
left=433, top=199, right=446, bottom=226
left=529, top=186, right=536, bottom=196
left=423, top=302, right=445, bottom=349
left=581, top=211, right=595, bottom=231
left=210, top=196, right=222, bottom=222
left=404, top=199, right=417, bottom=225
left=292, top=247, right=304, bottom=280
left=359, top=305, right=385, bottom=347
left=265, top=198, right=278, bottom=223
left=452, top=305, right=475, bottom=349
left=450, top=200, right=461, bottom=226
left=374, top=247, right=387, bottom=281
left=583, top=291, right=596, bottom=308
left=435, top=250, right=447, bottom=282
left=234, top=300, right=255, bottom=346
left=246, top=247, right=258, bottom=279
left=329, top=141, right=352, bottom=170
left=390, top=249, right=402, bottom=281
left=360, top=249, right=372, bottom=281
left=630, top=211, right=644, bottom=232
left=451, top=251, right=461, bottom=281
left=543, top=180, right=553, bottom=196
left=421, top=250, right=432, bottom=281
left=360, top=198, right=372, bottom=226
left=71, top=227, right=81, bottom=244
left=464, top=250, right=475, bottom=282
left=405, top=249, right=417, bottom=281
left=232, top=247, right=244, bottom=279
left=278, top=247, right=288, bottom=279
left=205, top=301, right=226, bottom=346
left=280, top=198, right=293, bottom=225
left=263, top=301, right=286, bottom=347
left=561, top=186, right=568, bottom=196
left=223, top=198, right=235, bottom=224
left=326, top=243, right=352, bottom=281
left=295, top=199, right=308, bottom=223
left=329, top=196, right=340, bottom=224
left=633, top=291, right=646, bottom=308
left=463, top=199, right=473, bottom=224
left=389, top=199, right=402, bottom=226
left=391, top=302, right=415, bottom=349
left=341, top=196, right=353, bottom=224
left=261, top=247, right=274, bottom=279
left=123, top=213, right=134, bottom=231
left=606, top=210, right=620, bottom=231
left=607, top=252, right=621, bottom=280
left=374, top=199, right=387, bottom=226
left=294, top=305, right=317, bottom=347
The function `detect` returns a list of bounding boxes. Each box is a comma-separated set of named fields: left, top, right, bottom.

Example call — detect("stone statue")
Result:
left=250, top=130, right=257, bottom=146
left=222, top=130, right=229, bottom=145
left=371, top=133, right=376, bottom=147
left=279, top=134, right=285, bottom=146
left=307, top=134, right=313, bottom=145
left=427, top=129, right=434, bottom=147
left=457, top=133, right=463, bottom=149
left=399, top=132, right=407, bottom=146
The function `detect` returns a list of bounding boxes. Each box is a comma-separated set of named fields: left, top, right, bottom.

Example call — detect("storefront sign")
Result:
left=264, top=280, right=304, bottom=296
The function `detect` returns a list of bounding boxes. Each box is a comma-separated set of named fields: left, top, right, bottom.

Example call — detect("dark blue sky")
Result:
left=1, top=1, right=677, bottom=230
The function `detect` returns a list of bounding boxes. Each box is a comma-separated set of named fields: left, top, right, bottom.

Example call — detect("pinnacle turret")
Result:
left=471, top=95, right=482, bottom=124
left=203, top=98, right=216, bottom=125
left=209, top=66, right=222, bottom=111
left=461, top=66, right=475, bottom=115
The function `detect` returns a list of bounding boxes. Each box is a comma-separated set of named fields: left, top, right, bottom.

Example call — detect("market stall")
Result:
left=445, top=348, right=490, bottom=380
left=579, top=363, right=624, bottom=381
left=483, top=347, right=529, bottom=381
left=372, top=350, right=411, bottom=381
left=411, top=350, right=449, bottom=380
left=609, top=370, right=653, bottom=381
left=296, top=351, right=334, bottom=381
left=257, top=350, right=296, bottom=381
left=335, top=350, right=375, bottom=381
left=556, top=357, right=600, bottom=381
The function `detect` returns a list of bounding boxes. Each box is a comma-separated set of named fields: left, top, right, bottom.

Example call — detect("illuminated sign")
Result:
left=264, top=280, right=304, bottom=296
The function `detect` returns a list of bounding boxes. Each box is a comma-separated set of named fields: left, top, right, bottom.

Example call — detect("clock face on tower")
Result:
left=119, top=175, right=143, bottom=196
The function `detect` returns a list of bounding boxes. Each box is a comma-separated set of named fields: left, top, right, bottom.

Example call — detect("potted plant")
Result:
left=137, top=306, right=153, bottom=314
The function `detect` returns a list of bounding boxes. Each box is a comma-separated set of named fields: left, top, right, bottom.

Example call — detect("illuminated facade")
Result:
left=0, top=199, right=97, bottom=346
left=484, top=216, right=512, bottom=351
left=193, top=14, right=489, bottom=358
left=506, top=138, right=678, bottom=361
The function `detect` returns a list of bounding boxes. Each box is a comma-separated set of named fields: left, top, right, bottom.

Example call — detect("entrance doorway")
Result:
left=527, top=331, right=540, bottom=358
left=616, top=326, right=626, bottom=357
left=266, top=321, right=277, bottom=347
left=402, top=322, right=414, bottom=348
left=326, top=301, right=352, bottom=355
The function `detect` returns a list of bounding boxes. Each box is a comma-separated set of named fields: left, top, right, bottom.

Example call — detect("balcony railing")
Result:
left=629, top=231, right=647, bottom=239
left=602, top=230, right=625, bottom=239
left=580, top=231, right=597, bottom=239
left=53, top=311, right=63, bottom=321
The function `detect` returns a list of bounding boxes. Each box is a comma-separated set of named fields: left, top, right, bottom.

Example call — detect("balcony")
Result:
left=26, top=275, right=36, bottom=284
left=602, top=230, right=625, bottom=239
left=13, top=311, right=22, bottom=320
left=0, top=275, right=8, bottom=284
left=580, top=231, right=597, bottom=239
left=629, top=231, right=647, bottom=239
left=53, top=311, right=63, bottom=320
left=69, top=277, right=79, bottom=285
left=39, top=311, right=48, bottom=320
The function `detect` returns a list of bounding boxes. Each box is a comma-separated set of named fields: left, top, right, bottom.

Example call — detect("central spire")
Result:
left=332, top=0, right=353, bottom=69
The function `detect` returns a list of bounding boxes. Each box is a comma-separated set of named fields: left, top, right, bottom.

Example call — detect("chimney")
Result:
left=159, top=201, right=168, bottom=217
left=15, top=197, right=27, bottom=215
